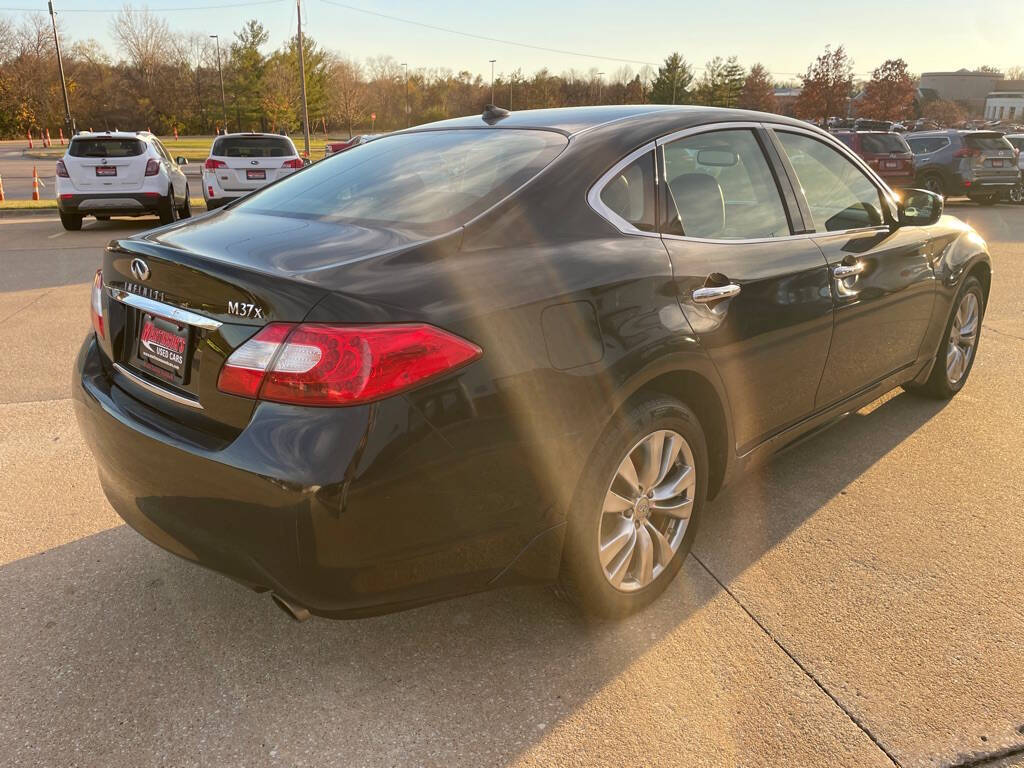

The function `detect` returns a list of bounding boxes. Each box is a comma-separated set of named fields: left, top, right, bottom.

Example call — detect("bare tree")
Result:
left=329, top=57, right=367, bottom=137
left=110, top=5, right=172, bottom=85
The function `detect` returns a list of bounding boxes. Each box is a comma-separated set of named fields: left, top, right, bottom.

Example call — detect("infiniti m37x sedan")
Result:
left=75, top=105, right=991, bottom=620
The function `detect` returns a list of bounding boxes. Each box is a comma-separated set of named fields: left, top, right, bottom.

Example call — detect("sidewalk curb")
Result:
left=0, top=207, right=59, bottom=219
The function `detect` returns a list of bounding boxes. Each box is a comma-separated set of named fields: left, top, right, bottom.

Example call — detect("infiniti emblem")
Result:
left=130, top=258, right=150, bottom=282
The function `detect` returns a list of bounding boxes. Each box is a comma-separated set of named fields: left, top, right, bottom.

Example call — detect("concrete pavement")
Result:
left=1, top=205, right=1022, bottom=767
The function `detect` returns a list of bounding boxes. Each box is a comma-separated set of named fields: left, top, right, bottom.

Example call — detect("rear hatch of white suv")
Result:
left=64, top=136, right=148, bottom=192
left=206, top=135, right=301, bottom=193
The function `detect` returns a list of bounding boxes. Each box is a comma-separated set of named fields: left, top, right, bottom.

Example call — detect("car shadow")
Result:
left=0, top=390, right=946, bottom=766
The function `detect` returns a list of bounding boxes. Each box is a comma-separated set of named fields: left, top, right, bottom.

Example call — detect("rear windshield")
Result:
left=69, top=138, right=145, bottom=158
left=859, top=133, right=908, bottom=154
left=212, top=136, right=296, bottom=158
left=235, top=129, right=568, bottom=236
left=965, top=134, right=1013, bottom=151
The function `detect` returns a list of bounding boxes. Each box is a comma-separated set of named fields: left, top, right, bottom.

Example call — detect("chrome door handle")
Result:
left=832, top=262, right=865, bottom=278
left=692, top=284, right=741, bottom=303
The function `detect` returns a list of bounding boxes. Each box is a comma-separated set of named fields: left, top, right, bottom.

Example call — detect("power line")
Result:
left=0, top=0, right=285, bottom=11
left=318, top=0, right=661, bottom=68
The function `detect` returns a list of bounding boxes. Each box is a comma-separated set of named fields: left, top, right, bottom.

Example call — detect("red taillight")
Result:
left=56, top=159, right=69, bottom=178
left=953, top=147, right=981, bottom=159
left=207, top=185, right=215, bottom=198
left=205, top=158, right=227, bottom=170
left=281, top=157, right=304, bottom=169
left=91, top=270, right=104, bottom=339
left=144, top=158, right=160, bottom=176
left=60, top=193, right=73, bottom=200
left=217, top=323, right=482, bottom=406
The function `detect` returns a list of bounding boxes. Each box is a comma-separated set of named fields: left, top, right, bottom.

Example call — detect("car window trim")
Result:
left=766, top=124, right=899, bottom=234
left=655, top=121, right=805, bottom=243
left=586, top=142, right=661, bottom=238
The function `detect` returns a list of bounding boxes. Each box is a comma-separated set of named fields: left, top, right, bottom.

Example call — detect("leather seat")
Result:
left=669, top=173, right=725, bottom=238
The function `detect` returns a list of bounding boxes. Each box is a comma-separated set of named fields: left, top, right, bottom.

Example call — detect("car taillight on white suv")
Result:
left=217, top=323, right=482, bottom=405
left=144, top=158, right=160, bottom=176
left=56, top=159, right=69, bottom=178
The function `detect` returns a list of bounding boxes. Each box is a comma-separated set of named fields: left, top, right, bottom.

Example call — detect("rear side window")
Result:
left=964, top=134, right=1013, bottom=152
left=859, top=133, right=908, bottom=154
left=598, top=152, right=656, bottom=233
left=1007, top=137, right=1024, bottom=151
left=212, top=136, right=296, bottom=158
left=907, top=137, right=949, bottom=155
left=663, top=129, right=790, bottom=240
left=69, top=138, right=145, bottom=158
left=235, top=129, right=568, bottom=235
left=776, top=131, right=884, bottom=232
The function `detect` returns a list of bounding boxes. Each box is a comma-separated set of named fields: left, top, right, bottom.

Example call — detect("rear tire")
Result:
left=178, top=185, right=192, bottom=219
left=905, top=276, right=984, bottom=400
left=158, top=187, right=179, bottom=225
left=968, top=194, right=998, bottom=206
left=59, top=212, right=82, bottom=231
left=559, top=394, right=708, bottom=619
left=1008, top=184, right=1023, bottom=205
left=919, top=172, right=945, bottom=198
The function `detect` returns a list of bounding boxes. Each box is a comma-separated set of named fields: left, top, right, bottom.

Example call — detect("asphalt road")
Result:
left=1, top=205, right=1023, bottom=768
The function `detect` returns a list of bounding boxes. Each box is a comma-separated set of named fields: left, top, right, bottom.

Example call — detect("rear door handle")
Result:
left=692, top=284, right=741, bottom=303
left=832, top=262, right=865, bottom=278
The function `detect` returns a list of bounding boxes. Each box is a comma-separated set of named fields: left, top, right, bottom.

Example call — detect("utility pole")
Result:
left=598, top=72, right=605, bottom=104
left=296, top=0, right=311, bottom=157
left=401, top=62, right=409, bottom=127
left=48, top=1, right=74, bottom=134
left=489, top=59, right=496, bottom=104
left=210, top=35, right=228, bottom=132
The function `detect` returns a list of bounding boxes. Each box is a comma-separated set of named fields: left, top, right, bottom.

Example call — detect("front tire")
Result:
left=178, top=185, right=192, bottom=219
left=59, top=212, right=82, bottom=231
left=906, top=276, right=984, bottom=400
left=919, top=172, right=945, bottom=198
left=559, top=394, right=708, bottom=618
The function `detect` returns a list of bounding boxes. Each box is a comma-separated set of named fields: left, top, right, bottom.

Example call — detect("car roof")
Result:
left=216, top=132, right=296, bottom=140
left=71, top=131, right=151, bottom=141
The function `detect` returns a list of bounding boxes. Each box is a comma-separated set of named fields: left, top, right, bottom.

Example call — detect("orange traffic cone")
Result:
left=32, top=166, right=40, bottom=201
left=0, top=173, right=6, bottom=202
left=59, top=127, right=66, bottom=145
left=45, top=128, right=52, bottom=147
left=27, top=129, right=33, bottom=149
left=173, top=125, right=179, bottom=140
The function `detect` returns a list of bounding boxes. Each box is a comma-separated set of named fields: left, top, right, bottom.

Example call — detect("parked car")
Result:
left=324, top=135, right=373, bottom=156
left=202, top=132, right=304, bottom=210
left=56, top=131, right=191, bottom=231
left=831, top=130, right=915, bottom=189
left=853, top=118, right=893, bottom=132
left=905, top=130, right=1020, bottom=203
left=75, top=105, right=991, bottom=621
left=1005, top=134, right=1024, bottom=203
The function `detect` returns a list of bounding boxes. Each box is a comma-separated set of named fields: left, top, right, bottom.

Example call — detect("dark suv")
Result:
left=832, top=130, right=915, bottom=189
left=907, top=130, right=1020, bottom=203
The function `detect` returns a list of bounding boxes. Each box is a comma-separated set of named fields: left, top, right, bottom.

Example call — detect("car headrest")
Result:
left=669, top=173, right=724, bottom=238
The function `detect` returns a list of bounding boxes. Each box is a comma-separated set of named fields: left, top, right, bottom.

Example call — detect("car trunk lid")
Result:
left=209, top=135, right=299, bottom=191
left=65, top=137, right=148, bottom=191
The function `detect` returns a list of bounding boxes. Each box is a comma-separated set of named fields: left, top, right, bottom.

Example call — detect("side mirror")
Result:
left=897, top=189, right=942, bottom=227
left=175, top=156, right=188, bottom=166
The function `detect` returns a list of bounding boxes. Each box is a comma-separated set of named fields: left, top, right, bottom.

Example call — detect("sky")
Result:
left=5, top=0, right=1022, bottom=82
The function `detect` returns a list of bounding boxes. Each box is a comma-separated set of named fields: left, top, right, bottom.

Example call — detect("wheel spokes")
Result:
left=652, top=496, right=693, bottom=519
left=603, top=488, right=633, bottom=515
left=633, top=432, right=665, bottom=491
left=635, top=525, right=654, bottom=586
left=606, top=529, right=637, bottom=587
left=645, top=522, right=675, bottom=568
left=600, top=524, right=635, bottom=568
left=615, top=454, right=641, bottom=496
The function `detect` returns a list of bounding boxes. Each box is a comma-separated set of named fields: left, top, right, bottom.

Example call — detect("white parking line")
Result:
left=47, top=230, right=65, bottom=239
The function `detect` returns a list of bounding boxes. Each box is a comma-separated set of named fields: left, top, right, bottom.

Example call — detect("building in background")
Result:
left=985, top=90, right=1024, bottom=123
left=919, top=70, right=1004, bottom=115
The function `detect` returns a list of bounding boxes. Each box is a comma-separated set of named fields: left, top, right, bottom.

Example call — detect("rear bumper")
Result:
left=59, top=192, right=163, bottom=216
left=73, top=335, right=561, bottom=617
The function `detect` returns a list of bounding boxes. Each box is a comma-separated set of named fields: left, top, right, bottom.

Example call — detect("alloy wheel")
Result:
left=921, top=175, right=944, bottom=197
left=947, top=292, right=979, bottom=385
left=599, top=429, right=696, bottom=592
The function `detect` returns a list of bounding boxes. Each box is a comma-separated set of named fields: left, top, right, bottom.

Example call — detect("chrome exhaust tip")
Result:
left=271, top=592, right=311, bottom=622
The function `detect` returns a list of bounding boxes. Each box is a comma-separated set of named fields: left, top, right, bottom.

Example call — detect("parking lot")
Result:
left=1, top=204, right=1022, bottom=767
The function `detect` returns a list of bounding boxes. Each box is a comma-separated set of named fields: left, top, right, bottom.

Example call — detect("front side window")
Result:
left=235, top=129, right=567, bottom=236
left=662, top=129, right=790, bottom=239
left=776, top=131, right=884, bottom=232
left=598, top=151, right=656, bottom=232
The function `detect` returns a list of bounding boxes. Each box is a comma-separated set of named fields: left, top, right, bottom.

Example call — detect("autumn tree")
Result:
left=858, top=58, right=915, bottom=121
left=328, top=57, right=366, bottom=137
left=649, top=52, right=693, bottom=105
left=738, top=63, right=777, bottom=112
left=921, top=99, right=964, bottom=126
left=795, top=45, right=854, bottom=121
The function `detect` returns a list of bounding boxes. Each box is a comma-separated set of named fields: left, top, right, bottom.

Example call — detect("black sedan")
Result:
left=74, top=105, right=991, bottom=620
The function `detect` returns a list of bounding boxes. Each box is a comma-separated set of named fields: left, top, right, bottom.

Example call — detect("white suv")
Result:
left=56, top=131, right=191, bottom=231
left=202, top=133, right=304, bottom=210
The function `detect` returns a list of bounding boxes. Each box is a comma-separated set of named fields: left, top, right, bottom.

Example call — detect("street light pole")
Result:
left=401, top=62, right=409, bottom=127
left=295, top=0, right=311, bottom=157
left=47, top=1, right=74, bottom=134
left=489, top=59, right=496, bottom=104
left=597, top=72, right=604, bottom=104
left=210, top=34, right=228, bottom=132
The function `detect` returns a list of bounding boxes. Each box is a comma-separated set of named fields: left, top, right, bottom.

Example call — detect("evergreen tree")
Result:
left=649, top=53, right=693, bottom=105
